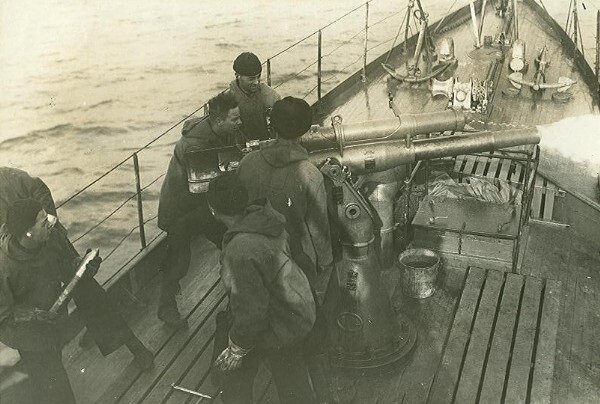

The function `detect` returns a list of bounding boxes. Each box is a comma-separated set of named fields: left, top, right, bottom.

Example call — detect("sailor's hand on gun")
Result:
left=214, top=337, right=251, bottom=371
left=13, top=306, right=58, bottom=324
left=84, top=248, right=102, bottom=278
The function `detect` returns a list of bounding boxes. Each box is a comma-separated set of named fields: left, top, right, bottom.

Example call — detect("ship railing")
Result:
left=53, top=0, right=416, bottom=292
left=52, top=0, right=600, bottom=294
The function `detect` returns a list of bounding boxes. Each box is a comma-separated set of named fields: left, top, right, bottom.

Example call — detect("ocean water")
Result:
left=0, top=0, right=598, bottom=273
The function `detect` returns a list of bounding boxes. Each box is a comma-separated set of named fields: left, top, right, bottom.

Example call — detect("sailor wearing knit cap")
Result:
left=229, top=52, right=281, bottom=141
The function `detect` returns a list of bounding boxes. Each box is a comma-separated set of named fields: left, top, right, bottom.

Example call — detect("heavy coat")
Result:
left=229, top=80, right=280, bottom=141
left=158, top=117, right=237, bottom=231
left=237, top=139, right=333, bottom=289
left=0, top=226, right=74, bottom=351
left=0, top=167, right=134, bottom=356
left=220, top=201, right=315, bottom=351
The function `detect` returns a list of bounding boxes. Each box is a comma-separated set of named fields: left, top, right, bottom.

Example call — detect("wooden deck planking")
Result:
left=131, top=294, right=227, bottom=404
left=511, top=159, right=523, bottom=184
left=474, top=154, right=490, bottom=177
left=454, top=155, right=467, bottom=173
left=486, top=156, right=500, bottom=179
left=504, top=276, right=544, bottom=403
left=454, top=270, right=504, bottom=404
left=462, top=155, right=478, bottom=176
left=497, top=158, right=512, bottom=182
left=427, top=267, right=486, bottom=403
left=391, top=273, right=463, bottom=404
left=530, top=279, right=562, bottom=404
left=91, top=243, right=221, bottom=404
left=478, top=273, right=525, bottom=403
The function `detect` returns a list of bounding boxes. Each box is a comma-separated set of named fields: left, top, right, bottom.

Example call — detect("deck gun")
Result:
left=185, top=109, right=540, bottom=369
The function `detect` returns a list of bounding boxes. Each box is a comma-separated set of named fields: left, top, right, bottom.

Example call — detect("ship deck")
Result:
left=27, top=220, right=596, bottom=403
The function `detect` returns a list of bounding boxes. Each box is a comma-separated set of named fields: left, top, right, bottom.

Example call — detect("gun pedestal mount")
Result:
left=320, top=160, right=417, bottom=370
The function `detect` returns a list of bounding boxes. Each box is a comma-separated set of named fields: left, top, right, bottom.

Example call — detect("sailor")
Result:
left=208, top=173, right=317, bottom=404
left=237, top=97, right=334, bottom=403
left=0, top=199, right=102, bottom=403
left=237, top=96, right=333, bottom=295
left=229, top=52, right=281, bottom=141
left=157, top=92, right=242, bottom=328
left=0, top=168, right=154, bottom=371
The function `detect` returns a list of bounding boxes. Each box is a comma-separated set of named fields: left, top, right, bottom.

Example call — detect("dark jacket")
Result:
left=0, top=226, right=74, bottom=351
left=0, top=167, right=56, bottom=224
left=158, top=117, right=237, bottom=231
left=237, top=139, right=333, bottom=288
left=220, top=201, right=315, bottom=351
left=229, top=80, right=280, bottom=141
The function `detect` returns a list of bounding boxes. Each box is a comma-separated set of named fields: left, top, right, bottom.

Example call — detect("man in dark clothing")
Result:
left=229, top=52, right=281, bottom=141
left=237, top=96, right=333, bottom=296
left=208, top=173, right=317, bottom=404
left=237, top=97, right=334, bottom=403
left=157, top=92, right=242, bottom=328
left=0, top=167, right=153, bottom=369
left=0, top=199, right=102, bottom=403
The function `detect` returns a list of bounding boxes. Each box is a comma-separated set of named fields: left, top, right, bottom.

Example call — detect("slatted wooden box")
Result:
left=412, top=195, right=521, bottom=272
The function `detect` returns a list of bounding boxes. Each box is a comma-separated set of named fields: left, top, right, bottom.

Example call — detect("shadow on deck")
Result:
left=45, top=219, right=598, bottom=403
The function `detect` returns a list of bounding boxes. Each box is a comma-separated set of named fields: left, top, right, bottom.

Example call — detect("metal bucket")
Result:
left=398, top=248, right=440, bottom=299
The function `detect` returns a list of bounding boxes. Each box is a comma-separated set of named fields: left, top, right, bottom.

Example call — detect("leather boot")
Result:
left=125, top=336, right=154, bottom=371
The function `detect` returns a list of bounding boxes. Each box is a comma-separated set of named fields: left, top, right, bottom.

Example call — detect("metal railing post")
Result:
left=203, top=103, right=209, bottom=117
left=267, top=58, right=272, bottom=87
left=132, top=153, right=147, bottom=249
left=362, top=2, right=369, bottom=82
left=318, top=30, right=322, bottom=100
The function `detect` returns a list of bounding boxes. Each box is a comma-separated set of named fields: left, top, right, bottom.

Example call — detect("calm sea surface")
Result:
left=1, top=0, right=598, bottom=272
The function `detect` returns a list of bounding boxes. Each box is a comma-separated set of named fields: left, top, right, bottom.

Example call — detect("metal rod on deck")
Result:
left=266, top=58, right=272, bottom=87
left=512, top=0, right=519, bottom=40
left=478, top=0, right=487, bottom=42
left=470, top=1, right=481, bottom=48
left=318, top=30, right=322, bottom=100
left=404, top=1, right=413, bottom=59
left=362, top=2, right=369, bottom=82
left=132, top=153, right=147, bottom=249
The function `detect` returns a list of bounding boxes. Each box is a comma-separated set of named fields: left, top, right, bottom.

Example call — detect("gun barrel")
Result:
left=301, top=109, right=466, bottom=151
left=309, top=127, right=540, bottom=175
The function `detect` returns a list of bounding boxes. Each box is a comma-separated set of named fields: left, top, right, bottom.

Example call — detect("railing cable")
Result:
left=71, top=172, right=165, bottom=244
left=267, top=1, right=374, bottom=61
left=56, top=105, right=204, bottom=209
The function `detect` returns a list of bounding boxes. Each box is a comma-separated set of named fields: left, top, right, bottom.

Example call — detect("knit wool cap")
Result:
left=6, top=198, right=43, bottom=237
left=271, top=96, right=313, bottom=139
left=207, top=172, right=249, bottom=216
left=233, top=52, right=262, bottom=76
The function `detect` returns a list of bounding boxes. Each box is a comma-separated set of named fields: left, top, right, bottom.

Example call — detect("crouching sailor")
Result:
left=0, top=199, right=101, bottom=403
left=208, top=173, right=317, bottom=404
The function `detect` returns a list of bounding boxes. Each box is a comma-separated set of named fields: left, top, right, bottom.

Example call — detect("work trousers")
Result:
left=159, top=201, right=226, bottom=308
left=221, top=345, right=316, bottom=404
left=18, top=347, right=75, bottom=404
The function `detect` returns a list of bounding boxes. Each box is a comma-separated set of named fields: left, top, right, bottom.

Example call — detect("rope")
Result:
left=433, top=0, right=460, bottom=35
left=385, top=6, right=410, bottom=63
